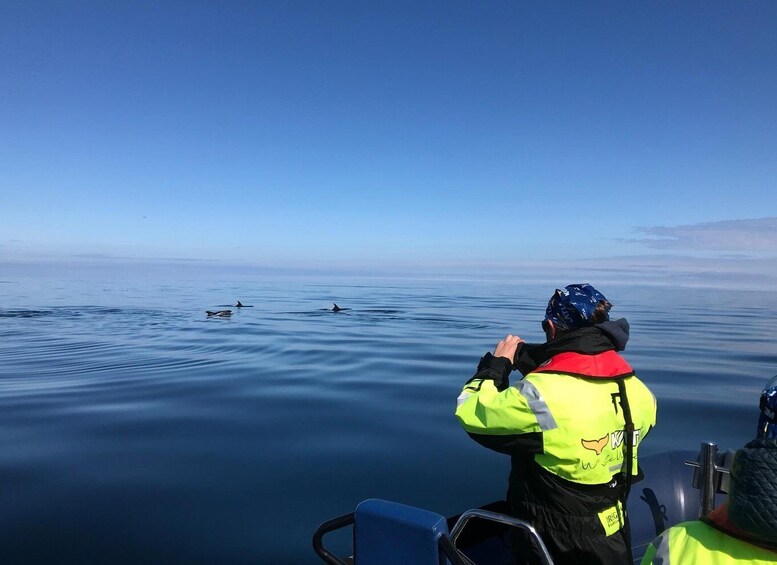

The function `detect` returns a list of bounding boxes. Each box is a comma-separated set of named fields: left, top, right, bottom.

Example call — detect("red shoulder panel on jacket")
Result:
left=532, top=350, right=634, bottom=379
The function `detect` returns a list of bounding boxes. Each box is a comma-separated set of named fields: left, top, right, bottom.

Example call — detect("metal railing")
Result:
left=684, top=442, right=733, bottom=517
left=311, top=512, right=355, bottom=565
left=312, top=506, right=556, bottom=565
left=450, top=508, right=554, bottom=565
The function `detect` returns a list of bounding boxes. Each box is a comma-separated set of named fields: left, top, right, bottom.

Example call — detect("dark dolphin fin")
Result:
left=236, top=301, right=243, bottom=308
left=332, top=303, right=342, bottom=312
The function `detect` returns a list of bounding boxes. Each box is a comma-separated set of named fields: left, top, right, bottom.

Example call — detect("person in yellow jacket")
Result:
left=641, top=438, right=777, bottom=564
left=456, top=284, right=657, bottom=564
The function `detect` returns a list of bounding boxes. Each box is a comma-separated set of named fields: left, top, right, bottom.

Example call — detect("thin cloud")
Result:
left=524, top=254, right=777, bottom=290
left=629, top=217, right=777, bottom=253
left=68, top=253, right=224, bottom=264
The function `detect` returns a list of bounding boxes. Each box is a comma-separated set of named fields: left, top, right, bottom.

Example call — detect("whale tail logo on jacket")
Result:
left=581, top=434, right=609, bottom=456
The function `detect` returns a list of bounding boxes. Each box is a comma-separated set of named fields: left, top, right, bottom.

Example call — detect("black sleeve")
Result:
left=467, top=431, right=543, bottom=456
left=464, top=352, right=513, bottom=392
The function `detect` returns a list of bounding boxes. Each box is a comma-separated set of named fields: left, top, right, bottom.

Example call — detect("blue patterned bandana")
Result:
left=545, top=284, right=610, bottom=331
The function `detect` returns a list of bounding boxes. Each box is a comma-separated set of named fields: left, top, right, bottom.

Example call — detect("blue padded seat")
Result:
left=354, top=498, right=450, bottom=565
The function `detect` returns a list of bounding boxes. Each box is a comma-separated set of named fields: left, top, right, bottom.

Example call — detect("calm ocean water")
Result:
left=1, top=267, right=773, bottom=563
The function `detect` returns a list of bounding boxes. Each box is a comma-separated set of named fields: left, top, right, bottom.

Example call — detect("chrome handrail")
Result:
left=684, top=442, right=732, bottom=517
left=450, top=509, right=554, bottom=565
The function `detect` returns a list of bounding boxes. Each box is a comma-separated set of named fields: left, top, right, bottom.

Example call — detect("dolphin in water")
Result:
left=235, top=301, right=253, bottom=308
left=332, top=303, right=342, bottom=312
left=206, top=310, right=232, bottom=317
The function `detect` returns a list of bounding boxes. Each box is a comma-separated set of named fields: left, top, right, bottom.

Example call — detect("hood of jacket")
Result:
left=514, top=318, right=630, bottom=377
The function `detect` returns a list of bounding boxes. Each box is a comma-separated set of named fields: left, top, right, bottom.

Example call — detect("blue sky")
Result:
left=2, top=1, right=777, bottom=277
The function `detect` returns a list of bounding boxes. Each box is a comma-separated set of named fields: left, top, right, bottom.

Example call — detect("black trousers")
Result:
left=510, top=525, right=629, bottom=565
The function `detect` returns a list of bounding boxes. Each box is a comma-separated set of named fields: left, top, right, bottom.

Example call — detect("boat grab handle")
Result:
left=312, top=512, right=355, bottom=565
left=450, top=509, right=554, bottom=565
